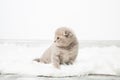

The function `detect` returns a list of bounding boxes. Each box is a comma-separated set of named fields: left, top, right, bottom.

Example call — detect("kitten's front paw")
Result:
left=53, top=63, right=60, bottom=69
left=33, top=58, right=40, bottom=62
left=66, top=61, right=74, bottom=65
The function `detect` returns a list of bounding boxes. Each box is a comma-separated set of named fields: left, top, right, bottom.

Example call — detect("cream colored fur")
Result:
left=34, top=27, right=79, bottom=69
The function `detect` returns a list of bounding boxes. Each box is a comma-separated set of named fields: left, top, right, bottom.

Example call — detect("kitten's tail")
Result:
left=33, top=58, right=41, bottom=62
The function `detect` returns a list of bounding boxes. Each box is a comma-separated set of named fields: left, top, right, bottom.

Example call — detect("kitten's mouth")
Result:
left=56, top=41, right=77, bottom=50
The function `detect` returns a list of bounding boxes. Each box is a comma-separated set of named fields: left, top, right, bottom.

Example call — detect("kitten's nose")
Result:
left=54, top=40, right=56, bottom=42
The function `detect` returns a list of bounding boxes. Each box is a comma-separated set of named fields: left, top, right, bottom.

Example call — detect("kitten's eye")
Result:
left=57, top=37, right=59, bottom=39
left=64, top=35, right=68, bottom=37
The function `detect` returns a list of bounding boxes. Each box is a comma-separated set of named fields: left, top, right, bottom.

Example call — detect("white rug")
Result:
left=0, top=44, right=120, bottom=77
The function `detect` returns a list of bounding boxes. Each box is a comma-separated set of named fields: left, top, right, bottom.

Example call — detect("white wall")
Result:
left=0, top=0, right=120, bottom=40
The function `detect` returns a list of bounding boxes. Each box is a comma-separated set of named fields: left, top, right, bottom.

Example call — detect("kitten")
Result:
left=34, top=27, right=79, bottom=69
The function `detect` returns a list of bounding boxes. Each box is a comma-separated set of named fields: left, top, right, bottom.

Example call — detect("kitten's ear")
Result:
left=64, top=30, right=73, bottom=37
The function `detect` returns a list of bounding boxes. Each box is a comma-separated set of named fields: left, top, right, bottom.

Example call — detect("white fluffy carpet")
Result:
left=0, top=44, right=120, bottom=77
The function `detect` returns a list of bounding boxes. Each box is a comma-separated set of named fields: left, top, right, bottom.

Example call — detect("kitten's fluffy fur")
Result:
left=34, top=27, right=79, bottom=68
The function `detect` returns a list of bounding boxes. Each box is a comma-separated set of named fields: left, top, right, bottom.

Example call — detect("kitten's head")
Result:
left=54, top=27, right=76, bottom=47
